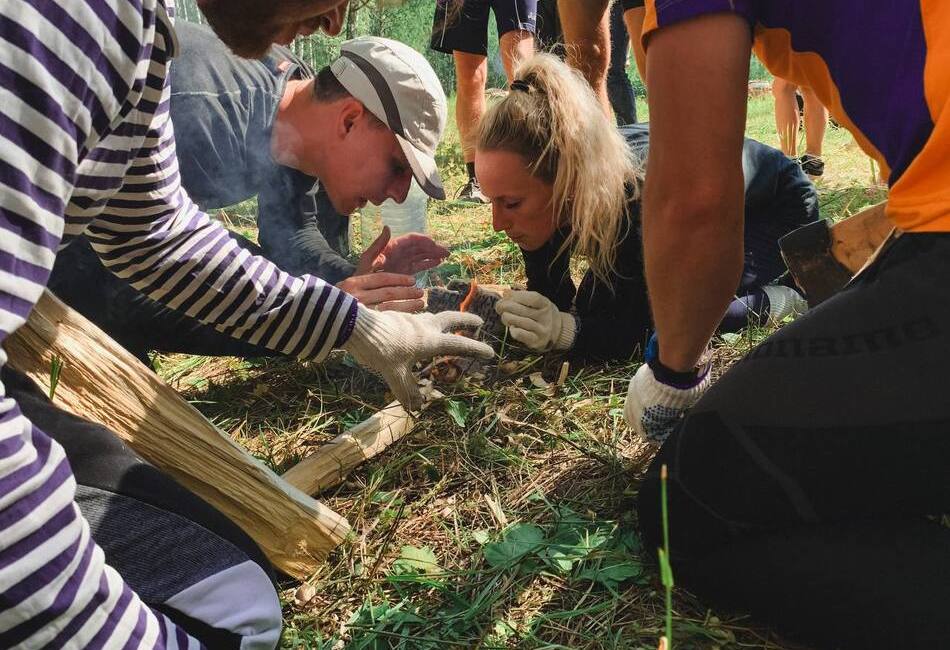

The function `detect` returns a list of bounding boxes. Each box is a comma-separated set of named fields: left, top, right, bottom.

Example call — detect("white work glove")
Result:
left=342, top=305, right=495, bottom=411
left=623, top=335, right=711, bottom=444
left=494, top=290, right=576, bottom=352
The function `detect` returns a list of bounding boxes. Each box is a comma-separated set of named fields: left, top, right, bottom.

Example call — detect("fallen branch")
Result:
left=282, top=400, right=416, bottom=495
left=5, top=290, right=349, bottom=579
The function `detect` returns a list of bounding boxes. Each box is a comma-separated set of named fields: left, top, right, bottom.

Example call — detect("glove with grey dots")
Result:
left=623, top=335, right=711, bottom=444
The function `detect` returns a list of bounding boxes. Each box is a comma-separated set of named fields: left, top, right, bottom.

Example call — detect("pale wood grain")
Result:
left=5, top=290, right=349, bottom=579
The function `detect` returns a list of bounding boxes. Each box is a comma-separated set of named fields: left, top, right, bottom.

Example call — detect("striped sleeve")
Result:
left=0, top=1, right=206, bottom=647
left=85, top=74, right=359, bottom=361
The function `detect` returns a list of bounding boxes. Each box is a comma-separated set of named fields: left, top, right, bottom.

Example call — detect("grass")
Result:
left=156, top=89, right=883, bottom=649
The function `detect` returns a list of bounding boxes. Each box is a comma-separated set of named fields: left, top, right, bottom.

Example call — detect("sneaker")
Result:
left=762, top=285, right=809, bottom=325
left=455, top=177, right=489, bottom=204
left=799, top=153, right=825, bottom=178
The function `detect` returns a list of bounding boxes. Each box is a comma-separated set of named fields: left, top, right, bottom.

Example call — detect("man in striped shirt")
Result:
left=0, top=1, right=492, bottom=647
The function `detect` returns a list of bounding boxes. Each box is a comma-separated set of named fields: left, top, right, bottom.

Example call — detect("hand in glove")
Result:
left=342, top=305, right=495, bottom=410
left=623, top=334, right=711, bottom=444
left=494, top=290, right=576, bottom=352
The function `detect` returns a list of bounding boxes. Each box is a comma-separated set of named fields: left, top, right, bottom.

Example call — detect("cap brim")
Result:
left=396, top=134, right=445, bottom=200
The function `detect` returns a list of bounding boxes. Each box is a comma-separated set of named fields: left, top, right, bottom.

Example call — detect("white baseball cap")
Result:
left=330, top=37, right=448, bottom=200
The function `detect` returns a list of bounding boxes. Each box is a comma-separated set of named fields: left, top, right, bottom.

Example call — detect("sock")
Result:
left=466, top=161, right=476, bottom=181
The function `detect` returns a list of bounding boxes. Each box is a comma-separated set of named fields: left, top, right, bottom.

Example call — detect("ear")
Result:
left=338, top=98, right=365, bottom=137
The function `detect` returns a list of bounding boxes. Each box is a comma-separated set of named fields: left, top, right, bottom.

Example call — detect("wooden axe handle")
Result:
left=829, top=201, right=894, bottom=274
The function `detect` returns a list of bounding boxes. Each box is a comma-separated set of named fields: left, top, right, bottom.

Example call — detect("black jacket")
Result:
left=521, top=124, right=819, bottom=362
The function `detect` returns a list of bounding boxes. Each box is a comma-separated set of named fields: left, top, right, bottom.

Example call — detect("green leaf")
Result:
left=391, top=545, right=440, bottom=575
left=444, top=399, right=470, bottom=427
left=49, top=355, right=64, bottom=400
left=483, top=523, right=544, bottom=569
left=538, top=508, right=611, bottom=573
left=577, top=560, right=643, bottom=589
left=471, top=529, right=490, bottom=545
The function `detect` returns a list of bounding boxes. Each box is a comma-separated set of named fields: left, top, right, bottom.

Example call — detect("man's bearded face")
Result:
left=197, top=0, right=348, bottom=58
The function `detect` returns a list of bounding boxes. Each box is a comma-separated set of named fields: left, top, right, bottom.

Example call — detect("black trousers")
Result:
left=4, top=367, right=282, bottom=647
left=638, top=233, right=950, bottom=649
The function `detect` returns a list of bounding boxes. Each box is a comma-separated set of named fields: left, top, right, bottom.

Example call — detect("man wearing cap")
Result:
left=0, top=0, right=493, bottom=647
left=49, top=21, right=454, bottom=362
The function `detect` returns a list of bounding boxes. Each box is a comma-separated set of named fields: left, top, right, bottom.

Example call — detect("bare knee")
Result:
left=454, top=52, right=488, bottom=91
left=771, top=77, right=797, bottom=100
left=499, top=29, right=535, bottom=81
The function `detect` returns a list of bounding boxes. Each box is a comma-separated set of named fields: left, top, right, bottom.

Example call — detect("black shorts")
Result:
left=620, top=0, right=644, bottom=10
left=431, top=0, right=538, bottom=56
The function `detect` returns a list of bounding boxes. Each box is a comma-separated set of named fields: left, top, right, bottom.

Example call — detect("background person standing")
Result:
left=431, top=0, right=537, bottom=203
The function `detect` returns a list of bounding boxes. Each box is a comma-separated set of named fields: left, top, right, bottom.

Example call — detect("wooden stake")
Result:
left=282, top=400, right=416, bottom=495
left=5, top=290, right=349, bottom=579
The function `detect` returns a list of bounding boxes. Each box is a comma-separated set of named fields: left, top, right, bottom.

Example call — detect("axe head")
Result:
left=779, top=220, right=854, bottom=307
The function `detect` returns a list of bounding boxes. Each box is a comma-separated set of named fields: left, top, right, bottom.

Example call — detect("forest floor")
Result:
left=156, top=94, right=886, bottom=649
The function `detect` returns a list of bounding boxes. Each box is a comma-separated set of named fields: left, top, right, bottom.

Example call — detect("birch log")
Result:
left=4, top=290, right=349, bottom=579
left=282, top=401, right=416, bottom=495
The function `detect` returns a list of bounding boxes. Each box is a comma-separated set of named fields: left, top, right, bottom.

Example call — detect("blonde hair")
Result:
left=476, top=53, right=640, bottom=285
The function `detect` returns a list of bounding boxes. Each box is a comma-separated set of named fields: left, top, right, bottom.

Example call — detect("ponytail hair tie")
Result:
left=510, top=79, right=531, bottom=92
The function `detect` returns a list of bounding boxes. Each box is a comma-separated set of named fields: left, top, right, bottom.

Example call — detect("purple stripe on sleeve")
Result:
left=0, top=158, right=68, bottom=217
left=0, top=424, right=54, bottom=495
left=68, top=195, right=111, bottom=213
left=0, top=108, right=77, bottom=182
left=86, top=0, right=144, bottom=64
left=0, top=249, right=54, bottom=286
left=86, top=147, right=134, bottom=165
left=74, top=174, right=126, bottom=192
left=84, top=578, right=136, bottom=650
left=176, top=621, right=191, bottom=647
left=110, top=121, right=152, bottom=139
left=0, top=15, right=109, bottom=143
left=259, top=285, right=309, bottom=350
left=46, top=574, right=112, bottom=649
left=124, top=149, right=177, bottom=176
left=0, top=455, right=74, bottom=532
left=0, top=292, right=47, bottom=324
left=303, top=288, right=347, bottom=356
left=119, top=602, right=150, bottom=650
left=0, top=503, right=77, bottom=571
left=30, top=0, right=133, bottom=104
left=0, top=207, right=60, bottom=261
left=0, top=517, right=93, bottom=647
left=276, top=283, right=322, bottom=353
left=191, top=254, right=258, bottom=323
left=333, top=299, right=359, bottom=348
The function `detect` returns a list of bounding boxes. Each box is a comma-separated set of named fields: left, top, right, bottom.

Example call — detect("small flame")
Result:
left=459, top=278, right=478, bottom=313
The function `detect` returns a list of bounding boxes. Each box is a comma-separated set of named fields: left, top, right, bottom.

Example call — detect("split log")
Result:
left=282, top=401, right=416, bottom=495
left=4, top=290, right=349, bottom=579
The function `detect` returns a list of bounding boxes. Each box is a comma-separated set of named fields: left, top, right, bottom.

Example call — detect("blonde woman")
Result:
left=475, top=54, right=816, bottom=362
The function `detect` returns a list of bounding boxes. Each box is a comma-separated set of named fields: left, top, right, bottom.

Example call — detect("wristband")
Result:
left=644, top=333, right=708, bottom=388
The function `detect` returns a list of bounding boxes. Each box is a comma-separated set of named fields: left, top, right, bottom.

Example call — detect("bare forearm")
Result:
left=641, top=13, right=752, bottom=371
left=643, top=187, right=744, bottom=371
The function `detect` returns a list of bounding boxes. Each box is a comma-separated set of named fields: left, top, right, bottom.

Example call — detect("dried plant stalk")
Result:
left=282, top=401, right=416, bottom=495
left=5, top=290, right=349, bottom=579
